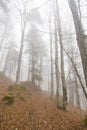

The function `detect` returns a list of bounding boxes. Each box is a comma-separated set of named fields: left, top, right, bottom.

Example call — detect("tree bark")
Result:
left=3, top=46, right=11, bottom=73
left=54, top=19, right=60, bottom=99
left=15, top=23, right=26, bottom=84
left=62, top=44, right=87, bottom=99
left=49, top=20, right=54, bottom=97
left=73, top=68, right=80, bottom=108
left=56, top=0, right=67, bottom=109
left=68, top=0, right=87, bottom=88
left=31, top=46, right=35, bottom=84
left=28, top=49, right=31, bottom=82
left=0, top=23, right=7, bottom=51
left=38, top=56, right=42, bottom=88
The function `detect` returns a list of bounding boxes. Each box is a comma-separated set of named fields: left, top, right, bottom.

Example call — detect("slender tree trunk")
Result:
left=56, top=0, right=67, bottom=109
left=62, top=45, right=87, bottom=99
left=0, top=23, right=8, bottom=69
left=49, top=21, right=54, bottom=97
left=0, top=22, right=8, bottom=51
left=48, top=61, right=50, bottom=92
left=31, top=47, right=35, bottom=84
left=77, top=0, right=81, bottom=19
left=38, top=56, right=42, bottom=88
left=73, top=68, right=80, bottom=108
left=69, top=45, right=80, bottom=107
left=15, top=23, right=26, bottom=84
left=28, top=50, right=31, bottom=81
left=54, top=19, right=60, bottom=99
left=60, top=39, right=68, bottom=109
left=68, top=70, right=74, bottom=105
left=3, top=47, right=10, bottom=73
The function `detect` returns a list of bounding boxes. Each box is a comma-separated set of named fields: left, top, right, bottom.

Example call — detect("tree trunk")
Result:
left=0, top=22, right=8, bottom=51
left=15, top=23, right=26, bottom=84
left=68, top=0, right=87, bottom=88
left=56, top=0, right=67, bottom=109
left=49, top=21, right=54, bottom=97
left=68, top=70, right=74, bottom=105
left=28, top=49, right=31, bottom=81
left=54, top=19, right=60, bottom=99
left=62, top=45, right=87, bottom=99
left=60, top=40, right=68, bottom=109
left=31, top=47, right=35, bottom=84
left=3, top=47, right=10, bottom=73
left=73, top=68, right=80, bottom=108
left=38, top=56, right=42, bottom=88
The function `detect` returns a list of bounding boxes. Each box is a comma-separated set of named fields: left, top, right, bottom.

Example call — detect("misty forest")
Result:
left=0, top=0, right=87, bottom=129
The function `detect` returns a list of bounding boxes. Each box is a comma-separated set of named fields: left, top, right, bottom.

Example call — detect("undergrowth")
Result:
left=2, top=92, right=14, bottom=106
left=83, top=115, right=87, bottom=127
left=15, top=85, right=26, bottom=91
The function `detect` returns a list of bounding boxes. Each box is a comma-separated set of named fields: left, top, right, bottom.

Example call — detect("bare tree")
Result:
left=68, top=0, right=87, bottom=88
left=68, top=64, right=74, bottom=105
left=56, top=0, right=67, bottom=109
left=73, top=67, right=80, bottom=108
left=15, top=0, right=42, bottom=84
left=53, top=5, right=60, bottom=99
left=49, top=20, right=54, bottom=97
left=62, top=44, right=87, bottom=99
left=3, top=41, right=18, bottom=75
left=0, top=21, right=8, bottom=51
left=15, top=1, right=27, bottom=84
left=26, top=25, right=45, bottom=86
left=67, top=43, right=81, bottom=108
left=0, top=0, right=9, bottom=12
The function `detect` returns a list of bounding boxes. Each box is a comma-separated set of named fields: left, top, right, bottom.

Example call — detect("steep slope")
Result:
left=0, top=71, right=14, bottom=97
left=0, top=81, right=86, bottom=130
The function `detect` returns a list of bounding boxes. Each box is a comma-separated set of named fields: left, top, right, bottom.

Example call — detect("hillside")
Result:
left=0, top=71, right=14, bottom=97
left=0, top=71, right=13, bottom=86
left=0, top=80, right=86, bottom=130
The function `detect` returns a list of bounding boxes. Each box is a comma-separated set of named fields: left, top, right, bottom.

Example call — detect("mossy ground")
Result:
left=83, top=115, right=87, bottom=127
left=2, top=93, right=14, bottom=106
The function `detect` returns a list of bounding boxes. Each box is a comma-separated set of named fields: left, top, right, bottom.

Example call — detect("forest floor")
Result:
left=0, top=73, right=87, bottom=130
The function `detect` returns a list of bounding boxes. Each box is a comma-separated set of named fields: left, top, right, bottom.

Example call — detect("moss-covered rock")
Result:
left=2, top=93, right=14, bottom=106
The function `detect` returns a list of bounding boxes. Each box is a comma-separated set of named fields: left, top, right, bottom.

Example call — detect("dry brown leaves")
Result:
left=0, top=82, right=86, bottom=130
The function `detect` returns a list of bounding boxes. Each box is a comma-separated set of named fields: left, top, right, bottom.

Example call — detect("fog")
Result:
left=0, top=0, right=87, bottom=111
